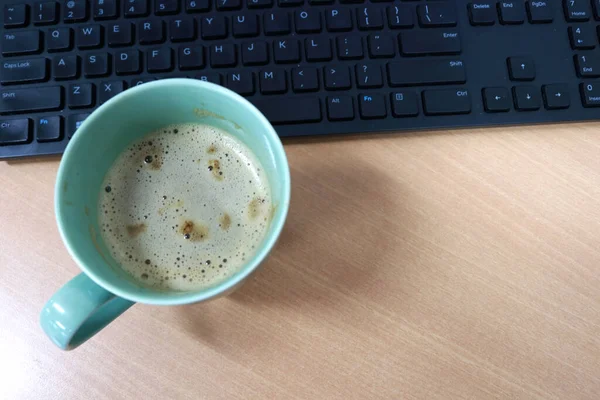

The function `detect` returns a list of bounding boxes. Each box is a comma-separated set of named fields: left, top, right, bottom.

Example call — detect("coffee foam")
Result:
left=98, top=123, right=272, bottom=291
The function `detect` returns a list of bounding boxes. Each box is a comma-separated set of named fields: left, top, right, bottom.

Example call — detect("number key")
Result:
left=564, top=0, right=590, bottom=21
left=34, top=2, right=59, bottom=25
left=186, top=0, right=211, bottom=12
left=93, top=0, right=118, bottom=20
left=569, top=25, right=595, bottom=49
left=64, top=0, right=89, bottom=22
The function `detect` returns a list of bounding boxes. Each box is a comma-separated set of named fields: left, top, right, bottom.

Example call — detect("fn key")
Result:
left=423, top=89, right=471, bottom=115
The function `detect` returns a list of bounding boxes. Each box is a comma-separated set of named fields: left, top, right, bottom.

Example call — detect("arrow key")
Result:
left=568, top=25, right=595, bottom=49
left=542, top=84, right=570, bottom=110
left=482, top=87, right=510, bottom=112
left=507, top=57, right=535, bottom=81
left=513, top=86, right=540, bottom=111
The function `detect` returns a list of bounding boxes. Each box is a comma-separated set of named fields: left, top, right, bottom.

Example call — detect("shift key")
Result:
left=0, top=86, right=63, bottom=115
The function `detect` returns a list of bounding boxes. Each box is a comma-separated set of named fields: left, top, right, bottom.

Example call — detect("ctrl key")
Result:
left=580, top=82, right=600, bottom=107
left=0, top=118, right=31, bottom=145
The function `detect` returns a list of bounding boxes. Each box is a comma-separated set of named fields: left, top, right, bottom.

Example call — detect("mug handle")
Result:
left=40, top=273, right=135, bottom=350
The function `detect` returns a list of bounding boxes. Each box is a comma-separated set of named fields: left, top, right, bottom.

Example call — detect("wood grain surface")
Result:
left=1, top=123, right=600, bottom=399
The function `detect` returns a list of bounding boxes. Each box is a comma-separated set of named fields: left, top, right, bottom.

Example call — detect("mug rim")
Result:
left=54, top=79, right=291, bottom=306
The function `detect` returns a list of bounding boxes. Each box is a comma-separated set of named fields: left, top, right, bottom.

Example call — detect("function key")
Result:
left=93, top=0, right=119, bottom=19
left=124, top=0, right=149, bottom=17
left=580, top=82, right=600, bottom=107
left=2, top=30, right=42, bottom=56
left=387, top=5, right=413, bottom=28
left=358, top=94, right=386, bottom=119
left=563, top=0, right=590, bottom=21
left=34, top=2, right=59, bottom=25
left=0, top=118, right=31, bottom=145
left=4, top=4, right=29, bottom=28
left=36, top=116, right=63, bottom=142
left=64, top=0, right=89, bottom=22
left=326, top=96, right=354, bottom=121
left=527, top=1, right=553, bottom=23
left=417, top=3, right=457, bottom=27
left=468, top=2, right=496, bottom=25
left=542, top=84, right=570, bottom=109
left=422, top=89, right=471, bottom=115
left=185, top=0, right=211, bottom=12
left=569, top=25, right=595, bottom=49
left=482, top=87, right=511, bottom=112
left=507, top=57, right=535, bottom=81
left=155, top=0, right=180, bottom=14
left=498, top=1, right=525, bottom=24
left=390, top=92, right=418, bottom=117
left=512, top=85, right=540, bottom=110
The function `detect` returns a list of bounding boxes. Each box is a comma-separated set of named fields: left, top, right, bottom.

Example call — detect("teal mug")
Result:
left=40, top=79, right=291, bottom=350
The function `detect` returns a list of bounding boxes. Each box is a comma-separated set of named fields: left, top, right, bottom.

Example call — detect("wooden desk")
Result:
left=1, top=123, right=600, bottom=399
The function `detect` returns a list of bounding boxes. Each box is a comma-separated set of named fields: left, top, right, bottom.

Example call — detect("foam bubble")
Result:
left=98, top=123, right=272, bottom=291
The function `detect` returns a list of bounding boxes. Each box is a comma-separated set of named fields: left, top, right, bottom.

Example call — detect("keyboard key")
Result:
left=77, top=25, right=103, bottom=49
left=115, top=50, right=142, bottom=74
left=36, top=116, right=63, bottom=142
left=139, top=20, right=165, bottom=44
left=327, top=96, right=354, bottom=121
left=53, top=55, right=80, bottom=80
left=0, top=118, right=30, bottom=145
left=575, top=53, right=600, bottom=77
left=4, top=4, right=29, bottom=28
left=147, top=48, right=173, bottom=72
left=186, top=0, right=211, bottom=12
left=216, top=0, right=242, bottom=10
left=252, top=98, right=321, bottom=124
left=482, top=87, right=511, bottom=112
left=527, top=1, right=552, bottom=23
left=130, top=77, right=156, bottom=86
left=179, top=45, right=205, bottom=69
left=2, top=31, right=42, bottom=56
left=357, top=7, right=384, bottom=30
left=155, top=0, right=180, bottom=15
left=512, top=86, right=540, bottom=110
left=387, top=5, right=413, bottom=28
left=507, top=57, right=535, bottom=81
left=248, top=0, right=273, bottom=8
left=337, top=36, right=363, bottom=60
left=368, top=34, right=395, bottom=58
left=227, top=71, right=255, bottom=95
left=422, top=89, right=471, bottom=115
left=64, top=0, right=89, bottom=22
left=107, top=22, right=134, bottom=46
left=356, top=63, right=383, bottom=88
left=296, top=9, right=322, bottom=33
left=99, top=80, right=125, bottom=104
left=278, top=0, right=303, bottom=7
left=264, top=11, right=291, bottom=35
left=47, top=28, right=73, bottom=52
left=210, top=44, right=237, bottom=67
left=201, top=16, right=228, bottom=39
left=563, top=0, right=590, bottom=21
left=93, top=0, right=118, bottom=20
left=569, top=25, right=595, bottom=49
left=233, top=14, right=259, bottom=37
left=359, top=93, right=386, bottom=119
left=0, top=86, right=63, bottom=115
left=242, top=41, right=268, bottom=65
left=390, top=91, right=418, bottom=117
left=306, top=38, right=332, bottom=61
left=170, top=18, right=196, bottom=41
left=593, top=0, right=600, bottom=20
left=388, top=59, right=466, bottom=86
left=580, top=82, right=600, bottom=107
left=259, top=69, right=287, bottom=93
left=324, top=65, right=351, bottom=90
left=68, top=113, right=90, bottom=137
left=417, top=3, right=457, bottom=27
left=124, top=0, right=149, bottom=17
left=68, top=83, right=95, bottom=109
left=273, top=39, right=300, bottom=63
left=542, top=84, right=570, bottom=109
left=195, top=72, right=222, bottom=84
left=0, top=58, right=48, bottom=85
left=498, top=1, right=525, bottom=24
left=34, top=2, right=59, bottom=25
left=399, top=30, right=461, bottom=56
left=326, top=8, right=353, bottom=31
left=291, top=67, right=318, bottom=92
left=468, top=2, right=495, bottom=25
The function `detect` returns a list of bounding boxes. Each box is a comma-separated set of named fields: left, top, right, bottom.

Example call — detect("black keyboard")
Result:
left=1, top=0, right=600, bottom=159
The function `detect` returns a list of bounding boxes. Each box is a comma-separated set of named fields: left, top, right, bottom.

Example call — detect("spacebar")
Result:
left=252, top=98, right=322, bottom=125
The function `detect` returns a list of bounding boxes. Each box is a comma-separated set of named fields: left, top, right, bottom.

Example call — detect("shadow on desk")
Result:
left=175, top=147, right=423, bottom=347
